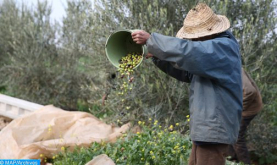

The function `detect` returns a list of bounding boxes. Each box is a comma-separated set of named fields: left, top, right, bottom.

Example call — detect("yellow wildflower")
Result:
left=61, top=146, right=65, bottom=151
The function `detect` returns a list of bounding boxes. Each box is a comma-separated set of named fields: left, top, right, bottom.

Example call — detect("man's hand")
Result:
left=131, top=30, right=150, bottom=45
left=145, top=53, right=153, bottom=59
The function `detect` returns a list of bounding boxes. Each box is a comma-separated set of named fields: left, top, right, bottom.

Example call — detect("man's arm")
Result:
left=242, top=69, right=258, bottom=111
left=152, top=57, right=193, bottom=83
left=147, top=32, right=241, bottom=80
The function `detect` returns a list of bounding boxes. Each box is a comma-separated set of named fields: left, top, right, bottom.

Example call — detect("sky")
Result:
left=48, top=0, right=67, bottom=22
left=16, top=0, right=95, bottom=23
left=7, top=0, right=277, bottom=32
left=12, top=0, right=68, bottom=22
left=28, top=0, right=67, bottom=22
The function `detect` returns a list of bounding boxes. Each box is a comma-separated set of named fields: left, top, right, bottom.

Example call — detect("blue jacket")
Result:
left=147, top=31, right=243, bottom=144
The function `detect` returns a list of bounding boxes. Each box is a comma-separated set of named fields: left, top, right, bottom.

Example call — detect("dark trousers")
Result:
left=228, top=115, right=256, bottom=164
left=189, top=142, right=228, bottom=165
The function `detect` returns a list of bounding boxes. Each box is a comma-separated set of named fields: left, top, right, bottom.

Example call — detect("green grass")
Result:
left=48, top=119, right=247, bottom=165
left=52, top=120, right=192, bottom=165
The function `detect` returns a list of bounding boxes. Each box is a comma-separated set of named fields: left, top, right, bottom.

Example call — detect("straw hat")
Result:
left=176, top=3, right=230, bottom=39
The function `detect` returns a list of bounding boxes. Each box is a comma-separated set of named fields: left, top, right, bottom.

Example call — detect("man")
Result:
left=132, top=3, right=243, bottom=165
left=228, top=68, right=263, bottom=164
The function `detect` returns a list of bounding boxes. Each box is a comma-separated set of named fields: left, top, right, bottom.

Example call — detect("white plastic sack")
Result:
left=85, top=154, right=115, bottom=165
left=0, top=105, right=130, bottom=159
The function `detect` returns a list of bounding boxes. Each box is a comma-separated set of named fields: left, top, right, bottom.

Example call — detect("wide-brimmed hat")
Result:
left=176, top=3, right=230, bottom=39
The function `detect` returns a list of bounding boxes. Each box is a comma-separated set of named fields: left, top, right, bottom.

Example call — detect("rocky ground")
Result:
left=0, top=115, right=12, bottom=131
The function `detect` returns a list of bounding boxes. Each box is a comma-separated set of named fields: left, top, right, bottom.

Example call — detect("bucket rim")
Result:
left=105, top=30, right=132, bottom=47
left=105, top=29, right=145, bottom=69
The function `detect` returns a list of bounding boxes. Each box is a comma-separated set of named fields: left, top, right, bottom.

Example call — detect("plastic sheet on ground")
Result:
left=0, top=115, right=12, bottom=130
left=0, top=105, right=130, bottom=160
